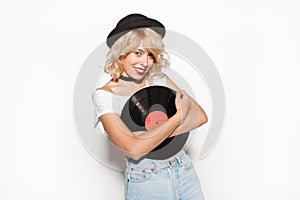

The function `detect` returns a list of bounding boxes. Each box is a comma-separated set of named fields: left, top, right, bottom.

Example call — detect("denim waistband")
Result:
left=125, top=149, right=186, bottom=170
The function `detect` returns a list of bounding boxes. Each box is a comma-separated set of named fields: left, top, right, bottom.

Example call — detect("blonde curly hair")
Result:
left=104, top=28, right=170, bottom=81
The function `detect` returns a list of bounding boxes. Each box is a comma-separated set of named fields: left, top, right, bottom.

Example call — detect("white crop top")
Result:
left=92, top=75, right=167, bottom=132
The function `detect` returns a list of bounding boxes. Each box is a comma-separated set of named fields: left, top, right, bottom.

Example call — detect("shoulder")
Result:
left=96, top=80, right=116, bottom=93
left=150, top=73, right=167, bottom=86
left=95, top=86, right=113, bottom=94
left=150, top=74, right=181, bottom=92
left=94, top=85, right=115, bottom=103
left=94, top=79, right=120, bottom=97
left=165, top=75, right=181, bottom=92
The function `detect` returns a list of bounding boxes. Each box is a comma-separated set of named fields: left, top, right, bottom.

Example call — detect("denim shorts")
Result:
left=124, top=150, right=205, bottom=200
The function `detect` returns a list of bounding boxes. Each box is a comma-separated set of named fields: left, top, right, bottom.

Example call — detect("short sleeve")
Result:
left=92, top=89, right=115, bottom=119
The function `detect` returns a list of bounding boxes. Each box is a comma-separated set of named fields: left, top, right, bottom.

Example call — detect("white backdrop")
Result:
left=1, top=0, right=300, bottom=199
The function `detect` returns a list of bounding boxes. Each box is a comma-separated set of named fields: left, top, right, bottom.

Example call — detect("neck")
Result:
left=119, top=75, right=135, bottom=82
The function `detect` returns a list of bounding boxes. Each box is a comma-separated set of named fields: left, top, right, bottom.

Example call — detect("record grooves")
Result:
left=121, top=86, right=189, bottom=161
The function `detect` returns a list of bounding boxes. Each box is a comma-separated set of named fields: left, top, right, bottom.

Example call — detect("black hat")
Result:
left=106, top=13, right=165, bottom=48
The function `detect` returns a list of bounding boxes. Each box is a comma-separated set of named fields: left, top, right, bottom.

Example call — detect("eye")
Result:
left=148, top=52, right=154, bottom=58
left=135, top=51, right=142, bottom=56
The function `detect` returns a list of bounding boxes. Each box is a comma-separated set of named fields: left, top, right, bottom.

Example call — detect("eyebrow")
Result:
left=136, top=48, right=146, bottom=52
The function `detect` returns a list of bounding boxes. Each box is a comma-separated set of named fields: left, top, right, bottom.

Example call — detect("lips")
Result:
left=134, top=67, right=146, bottom=75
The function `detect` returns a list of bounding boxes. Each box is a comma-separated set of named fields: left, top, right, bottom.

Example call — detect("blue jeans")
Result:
left=124, top=150, right=205, bottom=200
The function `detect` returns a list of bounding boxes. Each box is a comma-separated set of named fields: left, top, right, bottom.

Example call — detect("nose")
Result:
left=140, top=54, right=149, bottom=67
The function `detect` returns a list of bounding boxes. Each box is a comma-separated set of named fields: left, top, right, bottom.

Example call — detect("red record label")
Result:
left=145, top=111, right=168, bottom=131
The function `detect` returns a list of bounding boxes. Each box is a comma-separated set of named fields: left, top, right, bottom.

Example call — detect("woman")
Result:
left=94, top=13, right=208, bottom=200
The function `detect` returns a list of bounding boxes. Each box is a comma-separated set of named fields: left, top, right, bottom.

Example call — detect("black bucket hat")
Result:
left=106, top=13, right=165, bottom=48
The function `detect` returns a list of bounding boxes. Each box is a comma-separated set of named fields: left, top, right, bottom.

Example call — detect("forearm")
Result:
left=164, top=76, right=208, bottom=137
left=101, top=112, right=182, bottom=161
left=169, top=104, right=207, bottom=137
left=128, top=113, right=181, bottom=160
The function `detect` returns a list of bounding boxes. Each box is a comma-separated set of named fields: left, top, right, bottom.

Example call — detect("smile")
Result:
left=134, top=67, right=146, bottom=75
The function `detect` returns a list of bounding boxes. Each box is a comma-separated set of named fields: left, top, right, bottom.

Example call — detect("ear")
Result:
left=118, top=53, right=126, bottom=62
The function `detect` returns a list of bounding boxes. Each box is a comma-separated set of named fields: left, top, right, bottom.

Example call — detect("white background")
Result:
left=1, top=0, right=300, bottom=199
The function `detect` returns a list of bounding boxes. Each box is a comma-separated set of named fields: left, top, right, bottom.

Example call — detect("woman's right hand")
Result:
left=175, top=90, right=191, bottom=124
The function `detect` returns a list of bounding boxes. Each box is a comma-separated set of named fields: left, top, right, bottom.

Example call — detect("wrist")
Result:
left=172, top=112, right=183, bottom=126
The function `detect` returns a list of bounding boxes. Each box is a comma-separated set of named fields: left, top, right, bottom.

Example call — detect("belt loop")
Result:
left=176, top=156, right=183, bottom=167
left=151, top=161, right=157, bottom=173
left=125, top=157, right=129, bottom=167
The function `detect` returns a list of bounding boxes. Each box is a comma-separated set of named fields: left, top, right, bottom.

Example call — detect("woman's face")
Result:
left=121, top=46, right=154, bottom=81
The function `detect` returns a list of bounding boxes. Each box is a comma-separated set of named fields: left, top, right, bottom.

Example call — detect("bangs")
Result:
left=121, top=28, right=164, bottom=58
left=140, top=30, right=163, bottom=51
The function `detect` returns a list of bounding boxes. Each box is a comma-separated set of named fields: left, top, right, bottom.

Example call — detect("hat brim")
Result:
left=106, top=18, right=165, bottom=48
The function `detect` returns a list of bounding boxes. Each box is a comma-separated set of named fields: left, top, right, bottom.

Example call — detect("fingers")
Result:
left=176, top=90, right=188, bottom=100
left=175, top=90, right=190, bottom=124
left=175, top=90, right=190, bottom=109
left=180, top=90, right=185, bottom=99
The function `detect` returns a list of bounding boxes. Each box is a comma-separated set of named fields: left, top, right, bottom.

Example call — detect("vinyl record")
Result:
left=121, top=86, right=189, bottom=161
